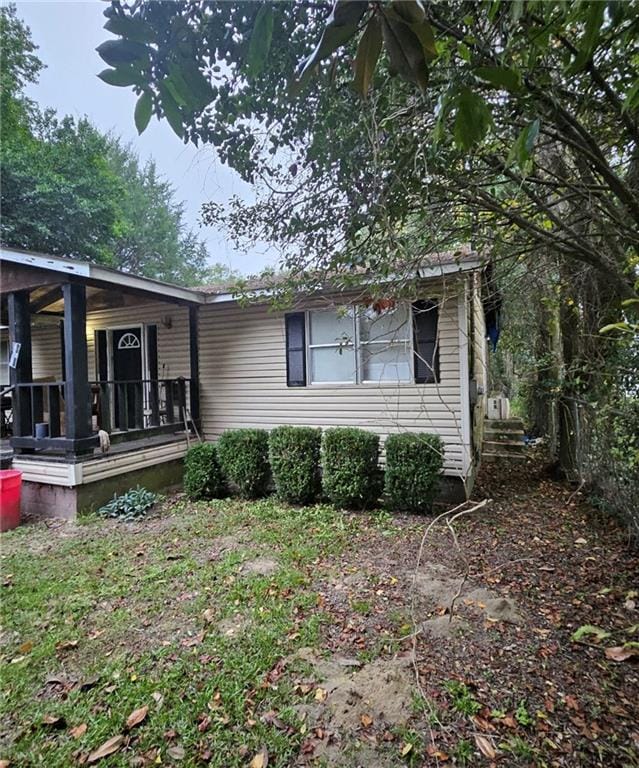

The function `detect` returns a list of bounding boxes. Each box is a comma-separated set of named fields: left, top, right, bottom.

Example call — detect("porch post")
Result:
left=62, top=283, right=92, bottom=447
left=188, top=305, right=200, bottom=423
left=8, top=291, right=33, bottom=442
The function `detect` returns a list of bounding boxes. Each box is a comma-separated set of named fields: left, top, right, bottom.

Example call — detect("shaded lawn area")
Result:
left=1, top=457, right=638, bottom=767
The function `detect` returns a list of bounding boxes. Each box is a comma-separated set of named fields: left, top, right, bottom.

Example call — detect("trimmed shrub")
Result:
left=269, top=426, right=321, bottom=504
left=384, top=432, right=443, bottom=512
left=321, top=427, right=382, bottom=509
left=183, top=442, right=225, bottom=500
left=217, top=428, right=271, bottom=499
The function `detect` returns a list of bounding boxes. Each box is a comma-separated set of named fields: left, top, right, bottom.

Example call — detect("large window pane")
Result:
left=360, top=342, right=411, bottom=382
left=309, top=309, right=353, bottom=345
left=310, top=346, right=356, bottom=383
left=359, top=304, right=411, bottom=343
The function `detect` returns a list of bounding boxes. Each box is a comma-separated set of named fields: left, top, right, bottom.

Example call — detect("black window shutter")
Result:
left=146, top=324, right=159, bottom=380
left=285, top=312, right=306, bottom=387
left=413, top=301, right=439, bottom=384
left=95, top=330, right=108, bottom=382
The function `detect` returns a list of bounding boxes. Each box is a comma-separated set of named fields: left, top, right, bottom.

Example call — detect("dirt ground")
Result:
left=2, top=451, right=638, bottom=767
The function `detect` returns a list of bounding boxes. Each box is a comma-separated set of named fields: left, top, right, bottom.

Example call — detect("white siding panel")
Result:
left=31, top=323, right=62, bottom=381
left=199, top=290, right=468, bottom=476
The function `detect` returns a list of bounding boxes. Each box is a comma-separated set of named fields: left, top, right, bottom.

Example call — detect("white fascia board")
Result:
left=1, top=247, right=205, bottom=304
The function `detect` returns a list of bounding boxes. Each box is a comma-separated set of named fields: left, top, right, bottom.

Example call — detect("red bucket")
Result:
left=0, top=470, right=22, bottom=532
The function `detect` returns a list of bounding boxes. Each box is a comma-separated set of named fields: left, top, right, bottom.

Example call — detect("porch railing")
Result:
left=8, top=377, right=191, bottom=453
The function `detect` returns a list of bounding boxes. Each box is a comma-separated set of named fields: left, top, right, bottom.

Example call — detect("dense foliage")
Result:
left=321, top=427, right=381, bottom=509
left=268, top=426, right=321, bottom=505
left=384, top=432, right=443, bottom=513
left=216, top=428, right=271, bottom=499
left=183, top=442, right=225, bottom=500
left=97, top=486, right=157, bottom=520
left=0, top=5, right=225, bottom=286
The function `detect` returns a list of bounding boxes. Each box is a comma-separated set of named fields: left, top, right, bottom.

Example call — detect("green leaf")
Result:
left=97, top=67, right=142, bottom=88
left=96, top=39, right=150, bottom=67
left=571, top=625, right=611, bottom=642
left=166, top=63, right=214, bottom=112
left=134, top=91, right=153, bottom=134
left=104, top=15, right=155, bottom=44
left=353, top=15, right=382, bottom=98
left=508, top=118, right=540, bottom=171
left=158, top=82, right=184, bottom=138
left=296, top=0, right=368, bottom=88
left=475, top=65, right=522, bottom=92
left=246, top=4, right=274, bottom=78
left=570, top=2, right=605, bottom=72
left=453, top=88, right=492, bottom=150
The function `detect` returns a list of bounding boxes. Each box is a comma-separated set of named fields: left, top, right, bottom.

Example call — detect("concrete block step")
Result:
left=482, top=451, right=528, bottom=462
left=483, top=429, right=525, bottom=442
left=485, top=418, right=525, bottom=431
left=482, top=440, right=526, bottom=456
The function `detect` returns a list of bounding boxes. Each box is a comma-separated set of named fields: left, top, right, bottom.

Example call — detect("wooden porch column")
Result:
left=62, top=283, right=92, bottom=447
left=8, top=291, right=33, bottom=441
left=189, top=305, right=200, bottom=423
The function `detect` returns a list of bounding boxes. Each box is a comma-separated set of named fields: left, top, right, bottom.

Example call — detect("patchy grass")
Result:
left=2, top=456, right=639, bottom=767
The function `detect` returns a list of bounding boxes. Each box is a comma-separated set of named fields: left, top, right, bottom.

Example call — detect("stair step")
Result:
left=482, top=451, right=528, bottom=462
left=483, top=440, right=526, bottom=449
left=483, top=429, right=525, bottom=441
left=485, top=418, right=525, bottom=431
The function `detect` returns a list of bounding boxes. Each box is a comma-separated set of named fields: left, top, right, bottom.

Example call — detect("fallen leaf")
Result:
left=605, top=644, right=639, bottom=662
left=360, top=713, right=373, bottom=728
left=475, top=734, right=496, bottom=759
left=69, top=723, right=88, bottom=739
left=570, top=625, right=610, bottom=643
left=167, top=745, right=185, bottom=760
left=42, top=714, right=65, bottom=728
left=574, top=537, right=587, bottom=545
left=56, top=640, right=78, bottom=651
left=400, top=742, right=413, bottom=756
left=249, top=745, right=269, bottom=768
left=19, top=641, right=33, bottom=654
left=126, top=705, right=148, bottom=729
left=314, top=687, right=327, bottom=702
left=202, top=608, right=215, bottom=624
left=87, top=734, right=124, bottom=763
left=152, top=691, right=165, bottom=710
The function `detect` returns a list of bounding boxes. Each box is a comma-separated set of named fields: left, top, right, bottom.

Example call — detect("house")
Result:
left=0, top=246, right=489, bottom=518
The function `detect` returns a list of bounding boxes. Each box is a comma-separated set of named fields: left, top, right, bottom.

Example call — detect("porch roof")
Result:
left=0, top=247, right=207, bottom=307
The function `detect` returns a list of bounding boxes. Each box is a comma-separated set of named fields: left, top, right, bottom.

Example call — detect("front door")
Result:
left=112, top=327, right=143, bottom=430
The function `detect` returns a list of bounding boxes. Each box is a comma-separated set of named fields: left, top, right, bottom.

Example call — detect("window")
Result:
left=293, top=303, right=432, bottom=386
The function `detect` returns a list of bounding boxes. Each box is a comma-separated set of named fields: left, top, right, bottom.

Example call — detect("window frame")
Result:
left=304, top=304, right=417, bottom=387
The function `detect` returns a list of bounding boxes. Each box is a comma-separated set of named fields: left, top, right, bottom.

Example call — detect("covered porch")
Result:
left=1, top=248, right=205, bottom=515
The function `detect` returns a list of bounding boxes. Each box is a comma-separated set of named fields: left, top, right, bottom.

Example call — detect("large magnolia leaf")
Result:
left=97, top=67, right=143, bottom=87
left=104, top=15, right=155, bottom=44
left=158, top=82, right=184, bottom=138
left=247, top=4, right=274, bottom=77
left=380, top=13, right=429, bottom=92
left=96, top=39, right=150, bottom=67
left=570, top=2, right=605, bottom=73
left=508, top=118, right=540, bottom=172
left=353, top=15, right=382, bottom=98
left=296, top=0, right=368, bottom=87
left=134, top=91, right=153, bottom=134
left=165, top=63, right=214, bottom=112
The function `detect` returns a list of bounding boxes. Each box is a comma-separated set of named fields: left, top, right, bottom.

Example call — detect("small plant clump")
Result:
left=217, top=428, right=271, bottom=499
left=268, top=425, right=322, bottom=504
left=97, top=486, right=157, bottom=521
left=384, top=432, right=443, bottom=512
left=444, top=680, right=482, bottom=717
left=183, top=442, right=225, bottom=500
left=321, top=427, right=382, bottom=509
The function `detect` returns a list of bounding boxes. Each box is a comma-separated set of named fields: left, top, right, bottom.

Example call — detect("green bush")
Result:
left=183, top=442, right=225, bottom=500
left=321, top=427, right=381, bottom=509
left=384, top=432, right=443, bottom=512
left=97, top=486, right=157, bottom=521
left=217, top=428, right=271, bottom=499
left=269, top=426, right=321, bottom=504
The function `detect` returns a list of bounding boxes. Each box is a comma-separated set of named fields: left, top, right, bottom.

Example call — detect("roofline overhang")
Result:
left=0, top=247, right=207, bottom=305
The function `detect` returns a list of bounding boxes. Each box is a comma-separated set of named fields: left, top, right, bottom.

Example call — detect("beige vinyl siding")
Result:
left=31, top=322, right=63, bottom=381
left=199, top=287, right=469, bottom=476
left=84, top=303, right=190, bottom=380
left=29, top=302, right=191, bottom=382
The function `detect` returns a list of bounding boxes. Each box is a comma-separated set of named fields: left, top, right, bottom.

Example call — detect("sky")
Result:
left=14, top=0, right=278, bottom=276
